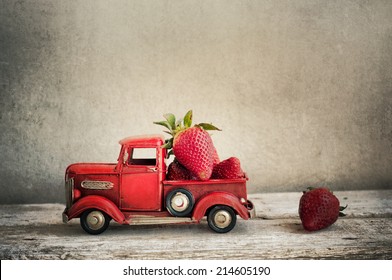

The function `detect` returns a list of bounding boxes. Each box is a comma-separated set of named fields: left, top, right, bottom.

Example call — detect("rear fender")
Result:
left=66, top=195, right=126, bottom=224
left=192, top=192, right=250, bottom=221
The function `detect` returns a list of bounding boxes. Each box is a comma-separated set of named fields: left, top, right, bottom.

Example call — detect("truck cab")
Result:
left=63, top=135, right=255, bottom=234
left=117, top=135, right=166, bottom=211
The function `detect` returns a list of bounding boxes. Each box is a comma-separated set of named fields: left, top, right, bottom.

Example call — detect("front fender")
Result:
left=65, top=195, right=126, bottom=224
left=192, top=192, right=250, bottom=221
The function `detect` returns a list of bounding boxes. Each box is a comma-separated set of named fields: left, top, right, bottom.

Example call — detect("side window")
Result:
left=129, top=148, right=157, bottom=166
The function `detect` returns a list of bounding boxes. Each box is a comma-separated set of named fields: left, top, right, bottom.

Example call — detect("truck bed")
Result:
left=163, top=178, right=249, bottom=204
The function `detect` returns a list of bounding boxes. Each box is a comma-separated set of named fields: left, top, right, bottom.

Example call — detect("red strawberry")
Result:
left=299, top=187, right=347, bottom=231
left=211, top=144, right=220, bottom=166
left=211, top=157, right=245, bottom=179
left=154, top=110, right=221, bottom=180
left=166, top=158, right=194, bottom=180
left=173, top=126, right=216, bottom=180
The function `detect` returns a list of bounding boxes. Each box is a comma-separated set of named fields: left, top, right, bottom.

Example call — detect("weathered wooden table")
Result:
left=1, top=190, right=391, bottom=260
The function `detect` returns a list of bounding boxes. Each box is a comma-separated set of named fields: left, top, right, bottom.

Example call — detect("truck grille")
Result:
left=65, top=177, right=74, bottom=209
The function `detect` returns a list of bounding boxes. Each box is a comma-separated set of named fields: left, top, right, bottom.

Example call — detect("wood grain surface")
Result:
left=1, top=190, right=391, bottom=260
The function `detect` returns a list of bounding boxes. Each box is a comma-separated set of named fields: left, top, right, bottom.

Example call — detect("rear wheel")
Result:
left=166, top=188, right=195, bottom=217
left=207, top=205, right=237, bottom=233
left=80, top=209, right=110, bottom=235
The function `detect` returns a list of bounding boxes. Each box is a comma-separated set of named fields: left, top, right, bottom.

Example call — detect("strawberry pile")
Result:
left=154, top=110, right=245, bottom=181
left=299, top=187, right=347, bottom=231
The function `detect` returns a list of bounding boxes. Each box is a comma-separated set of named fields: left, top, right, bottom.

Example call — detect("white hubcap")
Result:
left=171, top=192, right=189, bottom=212
left=214, top=210, right=232, bottom=228
left=86, top=211, right=105, bottom=230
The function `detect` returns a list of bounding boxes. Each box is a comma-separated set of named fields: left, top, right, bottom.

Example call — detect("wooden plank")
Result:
left=0, top=190, right=391, bottom=260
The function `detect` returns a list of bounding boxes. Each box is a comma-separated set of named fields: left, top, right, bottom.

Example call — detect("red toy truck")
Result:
left=62, top=135, right=255, bottom=234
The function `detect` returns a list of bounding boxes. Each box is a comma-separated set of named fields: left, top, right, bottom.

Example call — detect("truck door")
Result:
left=120, top=147, right=162, bottom=211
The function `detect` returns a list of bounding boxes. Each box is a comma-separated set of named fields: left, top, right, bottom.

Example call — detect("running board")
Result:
left=128, top=216, right=196, bottom=225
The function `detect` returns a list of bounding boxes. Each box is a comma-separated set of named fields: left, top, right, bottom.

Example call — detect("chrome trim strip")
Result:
left=81, top=180, right=114, bottom=190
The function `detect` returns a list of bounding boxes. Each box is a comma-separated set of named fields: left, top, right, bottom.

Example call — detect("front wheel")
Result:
left=207, top=205, right=237, bottom=233
left=80, top=209, right=110, bottom=235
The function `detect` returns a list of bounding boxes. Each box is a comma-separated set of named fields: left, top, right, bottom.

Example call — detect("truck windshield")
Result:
left=129, top=148, right=157, bottom=166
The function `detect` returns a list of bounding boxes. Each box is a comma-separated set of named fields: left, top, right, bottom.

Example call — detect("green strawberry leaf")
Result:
left=340, top=205, right=348, bottom=211
left=153, top=121, right=173, bottom=132
left=339, top=205, right=347, bottom=216
left=184, top=110, right=193, bottom=128
left=176, top=118, right=183, bottom=128
left=166, top=149, right=174, bottom=159
left=197, top=123, right=222, bottom=131
left=163, top=113, right=176, bottom=130
left=162, top=138, right=173, bottom=149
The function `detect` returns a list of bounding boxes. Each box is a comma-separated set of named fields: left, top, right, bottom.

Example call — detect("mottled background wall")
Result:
left=1, top=0, right=391, bottom=204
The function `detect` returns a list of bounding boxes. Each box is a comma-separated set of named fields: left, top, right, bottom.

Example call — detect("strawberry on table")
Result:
left=154, top=110, right=221, bottom=181
left=299, top=187, right=347, bottom=231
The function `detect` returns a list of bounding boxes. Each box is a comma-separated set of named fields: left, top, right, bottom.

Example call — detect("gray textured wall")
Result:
left=1, top=0, right=391, bottom=204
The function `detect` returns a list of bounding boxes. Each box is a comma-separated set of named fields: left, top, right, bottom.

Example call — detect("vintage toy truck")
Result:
left=63, top=135, right=255, bottom=234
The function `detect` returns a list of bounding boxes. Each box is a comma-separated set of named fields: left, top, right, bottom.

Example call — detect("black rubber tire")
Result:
left=207, top=205, right=237, bottom=233
left=80, top=209, right=110, bottom=235
left=166, top=188, right=195, bottom=217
